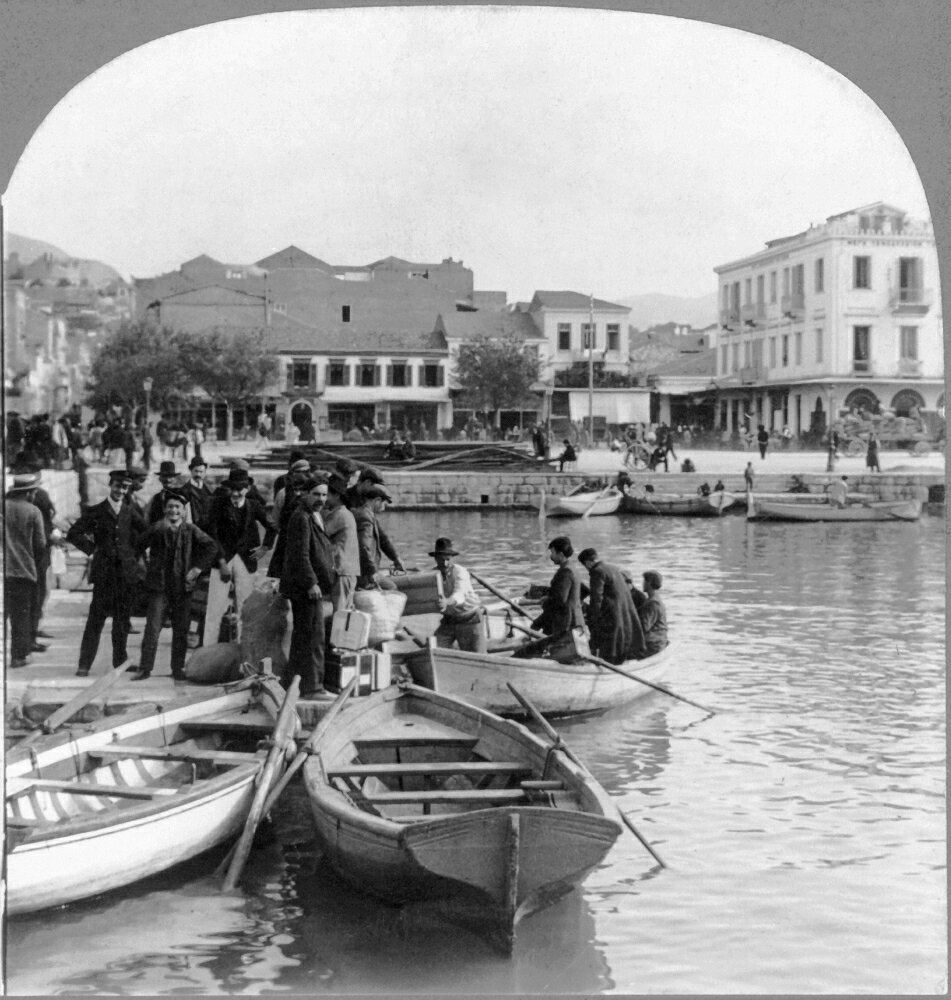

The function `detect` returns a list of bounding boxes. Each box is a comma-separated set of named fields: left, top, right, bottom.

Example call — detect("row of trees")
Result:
left=86, top=323, right=543, bottom=438
left=85, top=323, right=277, bottom=441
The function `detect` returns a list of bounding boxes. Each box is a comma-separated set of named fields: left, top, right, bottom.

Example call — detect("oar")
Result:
left=537, top=488, right=546, bottom=519
left=506, top=682, right=665, bottom=868
left=401, top=623, right=432, bottom=648
left=19, top=659, right=132, bottom=747
left=506, top=621, right=715, bottom=715
left=854, top=497, right=915, bottom=521
left=470, top=571, right=534, bottom=620
left=581, top=487, right=612, bottom=519
left=221, top=676, right=301, bottom=891
left=214, top=676, right=357, bottom=881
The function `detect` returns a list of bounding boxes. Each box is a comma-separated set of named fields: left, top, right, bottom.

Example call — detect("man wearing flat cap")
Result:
left=430, top=538, right=486, bottom=652
left=4, top=472, right=47, bottom=668
left=67, top=470, right=146, bottom=676
left=133, top=490, right=219, bottom=681
left=352, top=482, right=404, bottom=588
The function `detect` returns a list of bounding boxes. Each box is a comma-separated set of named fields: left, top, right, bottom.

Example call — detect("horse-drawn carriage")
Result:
left=835, top=409, right=944, bottom=457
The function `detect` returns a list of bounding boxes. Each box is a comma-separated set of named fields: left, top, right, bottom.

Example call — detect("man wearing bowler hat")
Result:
left=430, top=537, right=486, bottom=653
left=146, top=461, right=193, bottom=525
left=67, top=470, right=146, bottom=676
left=182, top=454, right=214, bottom=530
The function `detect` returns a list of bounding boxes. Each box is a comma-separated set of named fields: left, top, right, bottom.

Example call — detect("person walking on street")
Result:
left=866, top=432, right=881, bottom=473
left=4, top=472, right=47, bottom=669
left=67, top=470, right=146, bottom=677
left=133, top=491, right=219, bottom=681
left=744, top=462, right=755, bottom=492
left=430, top=537, right=486, bottom=653
left=279, top=476, right=335, bottom=696
left=757, top=425, right=769, bottom=459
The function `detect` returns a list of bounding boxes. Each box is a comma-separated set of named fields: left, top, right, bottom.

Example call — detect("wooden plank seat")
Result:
left=7, top=778, right=179, bottom=800
left=362, top=788, right=529, bottom=805
left=353, top=736, right=480, bottom=750
left=89, top=745, right=260, bottom=765
left=328, top=761, right=532, bottom=780
left=520, top=779, right=564, bottom=790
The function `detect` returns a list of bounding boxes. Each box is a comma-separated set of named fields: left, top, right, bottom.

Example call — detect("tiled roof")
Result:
left=438, top=309, right=545, bottom=342
left=255, top=246, right=335, bottom=271
left=530, top=291, right=630, bottom=312
left=644, top=348, right=716, bottom=377
left=266, top=313, right=447, bottom=355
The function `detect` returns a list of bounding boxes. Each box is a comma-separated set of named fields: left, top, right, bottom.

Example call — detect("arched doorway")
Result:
left=890, top=389, right=925, bottom=417
left=290, top=401, right=316, bottom=443
left=843, top=388, right=881, bottom=416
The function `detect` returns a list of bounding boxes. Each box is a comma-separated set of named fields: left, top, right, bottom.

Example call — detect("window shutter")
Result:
left=285, top=364, right=293, bottom=392
left=437, top=365, right=444, bottom=387
left=386, top=364, right=393, bottom=386
left=309, top=363, right=318, bottom=391
left=375, top=365, right=382, bottom=387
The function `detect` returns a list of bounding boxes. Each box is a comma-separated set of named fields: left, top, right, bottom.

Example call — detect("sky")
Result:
left=2, top=6, right=930, bottom=303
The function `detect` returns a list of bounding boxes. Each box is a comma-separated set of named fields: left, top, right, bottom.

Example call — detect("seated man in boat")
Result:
left=697, top=481, right=712, bottom=497
left=578, top=548, right=646, bottom=665
left=430, top=537, right=487, bottom=653
left=828, top=475, right=849, bottom=508
left=638, top=570, right=669, bottom=658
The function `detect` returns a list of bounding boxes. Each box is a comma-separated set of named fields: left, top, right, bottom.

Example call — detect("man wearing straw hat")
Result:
left=4, top=471, right=46, bottom=669
left=430, top=537, right=486, bottom=653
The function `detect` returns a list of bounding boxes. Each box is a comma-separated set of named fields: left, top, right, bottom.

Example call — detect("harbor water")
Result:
left=6, top=508, right=946, bottom=995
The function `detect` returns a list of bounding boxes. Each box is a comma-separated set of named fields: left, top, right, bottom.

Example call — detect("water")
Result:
left=6, top=510, right=946, bottom=994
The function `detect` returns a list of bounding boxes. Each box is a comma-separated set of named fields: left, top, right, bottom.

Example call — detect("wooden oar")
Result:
left=221, top=676, right=301, bottom=891
left=19, top=659, right=132, bottom=747
left=581, top=487, right=612, bottom=519
left=506, top=682, right=665, bottom=869
left=470, top=571, right=534, bottom=620
left=506, top=621, right=715, bottom=715
left=854, top=497, right=914, bottom=521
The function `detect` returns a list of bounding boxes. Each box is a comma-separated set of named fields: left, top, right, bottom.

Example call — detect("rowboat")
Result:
left=5, top=673, right=299, bottom=916
left=621, top=490, right=736, bottom=516
left=405, top=641, right=675, bottom=717
left=546, top=486, right=623, bottom=517
left=746, top=494, right=922, bottom=522
left=302, top=682, right=623, bottom=952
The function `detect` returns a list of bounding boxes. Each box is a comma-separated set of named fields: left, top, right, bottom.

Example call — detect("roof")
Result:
left=266, top=313, right=448, bottom=355
left=438, top=309, right=544, bottom=342
left=644, top=348, right=716, bottom=378
left=530, top=291, right=630, bottom=312
left=825, top=202, right=907, bottom=221
left=255, top=246, right=335, bottom=272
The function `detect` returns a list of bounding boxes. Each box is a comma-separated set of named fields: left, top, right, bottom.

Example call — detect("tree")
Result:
left=182, top=328, right=279, bottom=442
left=452, top=334, right=542, bottom=428
left=85, top=321, right=192, bottom=416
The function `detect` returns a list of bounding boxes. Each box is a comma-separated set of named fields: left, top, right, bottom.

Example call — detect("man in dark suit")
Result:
left=146, top=461, right=192, bottom=524
left=67, top=470, right=146, bottom=676
left=352, top=484, right=404, bottom=588
left=279, top=476, right=335, bottom=696
left=181, top=455, right=214, bottom=530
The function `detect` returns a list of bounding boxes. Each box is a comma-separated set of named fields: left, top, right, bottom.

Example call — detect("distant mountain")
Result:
left=4, top=231, right=125, bottom=287
left=613, top=292, right=718, bottom=330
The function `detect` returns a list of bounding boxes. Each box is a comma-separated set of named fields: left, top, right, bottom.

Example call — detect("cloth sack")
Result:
left=353, top=589, right=408, bottom=645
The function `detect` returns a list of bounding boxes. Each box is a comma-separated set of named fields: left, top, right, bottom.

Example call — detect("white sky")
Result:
left=3, top=6, right=930, bottom=303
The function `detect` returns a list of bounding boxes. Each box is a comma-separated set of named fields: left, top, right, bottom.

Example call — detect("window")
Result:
left=731, top=343, right=739, bottom=372
left=815, top=328, right=824, bottom=364
left=743, top=341, right=751, bottom=367
left=731, top=282, right=740, bottom=314
left=291, top=359, right=312, bottom=389
left=606, top=324, right=620, bottom=351
left=581, top=323, right=596, bottom=349
left=853, top=256, right=871, bottom=289
left=721, top=286, right=730, bottom=310
left=421, top=363, right=444, bottom=387
left=853, top=326, right=871, bottom=371
left=782, top=268, right=790, bottom=297
left=769, top=271, right=777, bottom=303
left=900, top=326, right=919, bottom=359
left=791, top=264, right=804, bottom=295
left=769, top=337, right=777, bottom=368
left=557, top=323, right=571, bottom=351
left=794, top=330, right=802, bottom=365
left=781, top=334, right=789, bottom=367
left=744, top=278, right=752, bottom=304
left=898, top=257, right=923, bottom=301
left=814, top=257, right=824, bottom=293
left=388, top=361, right=411, bottom=387
left=756, top=274, right=765, bottom=304
left=226, top=269, right=244, bottom=280
left=341, top=305, right=351, bottom=323
left=327, top=360, right=349, bottom=386
left=720, top=345, right=728, bottom=374
left=357, top=361, right=379, bottom=387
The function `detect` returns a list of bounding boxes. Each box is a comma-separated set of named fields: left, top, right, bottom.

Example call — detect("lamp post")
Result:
left=142, top=377, right=153, bottom=424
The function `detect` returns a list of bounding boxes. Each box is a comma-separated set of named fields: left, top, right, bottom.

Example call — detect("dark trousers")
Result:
left=140, top=591, right=191, bottom=678
left=78, top=583, right=134, bottom=672
left=285, top=591, right=325, bottom=693
left=32, top=557, right=48, bottom=641
left=5, top=577, right=37, bottom=659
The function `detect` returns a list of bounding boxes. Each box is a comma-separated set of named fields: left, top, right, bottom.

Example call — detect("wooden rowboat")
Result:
left=621, top=491, right=737, bottom=516
left=302, top=682, right=622, bottom=952
left=5, top=673, right=299, bottom=916
left=746, top=494, right=922, bottom=522
left=405, top=642, right=675, bottom=717
left=546, top=487, right=623, bottom=517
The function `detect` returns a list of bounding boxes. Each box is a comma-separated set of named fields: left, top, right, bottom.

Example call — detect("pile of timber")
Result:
left=250, top=442, right=546, bottom=473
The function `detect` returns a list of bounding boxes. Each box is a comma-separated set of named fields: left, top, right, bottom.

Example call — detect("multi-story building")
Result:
left=712, top=202, right=943, bottom=440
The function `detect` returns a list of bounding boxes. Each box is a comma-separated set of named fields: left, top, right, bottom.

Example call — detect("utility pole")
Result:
left=588, top=293, right=594, bottom=447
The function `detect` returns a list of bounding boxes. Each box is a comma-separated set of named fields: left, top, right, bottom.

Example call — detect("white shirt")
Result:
left=439, top=563, right=481, bottom=618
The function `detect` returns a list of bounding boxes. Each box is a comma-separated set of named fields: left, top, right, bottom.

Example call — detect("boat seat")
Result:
left=329, top=761, right=532, bottom=779
left=89, top=745, right=260, bottom=765
left=362, top=788, right=528, bottom=805
left=7, top=778, right=180, bottom=800
left=520, top=779, right=564, bottom=790
left=354, top=736, right=480, bottom=750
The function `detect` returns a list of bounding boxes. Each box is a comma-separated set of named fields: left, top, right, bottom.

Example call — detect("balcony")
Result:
left=780, top=292, right=805, bottom=318
left=890, top=287, right=932, bottom=315
left=739, top=365, right=765, bottom=385
left=897, top=358, right=923, bottom=378
left=740, top=303, right=766, bottom=327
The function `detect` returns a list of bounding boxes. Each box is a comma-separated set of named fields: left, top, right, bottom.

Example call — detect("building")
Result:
left=712, top=202, right=943, bottom=441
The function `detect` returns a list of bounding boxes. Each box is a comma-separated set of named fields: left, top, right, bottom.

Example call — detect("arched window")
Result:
left=890, top=389, right=925, bottom=417
left=843, top=388, right=880, bottom=414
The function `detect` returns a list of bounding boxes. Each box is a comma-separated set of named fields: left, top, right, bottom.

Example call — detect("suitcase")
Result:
left=388, top=571, right=444, bottom=615
left=330, top=608, right=373, bottom=651
left=325, top=650, right=392, bottom=695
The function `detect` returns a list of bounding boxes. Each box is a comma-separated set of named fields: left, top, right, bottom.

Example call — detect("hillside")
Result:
left=4, top=231, right=125, bottom=287
left=613, top=291, right=718, bottom=330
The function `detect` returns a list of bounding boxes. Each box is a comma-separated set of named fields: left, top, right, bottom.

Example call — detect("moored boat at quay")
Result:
left=620, top=491, right=737, bottom=516
left=5, top=673, right=299, bottom=916
left=545, top=486, right=624, bottom=517
left=302, top=682, right=624, bottom=953
left=746, top=494, right=922, bottom=522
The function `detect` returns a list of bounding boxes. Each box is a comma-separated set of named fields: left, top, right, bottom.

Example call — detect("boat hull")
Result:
left=407, top=643, right=674, bottom=716
left=303, top=685, right=622, bottom=951
left=620, top=492, right=736, bottom=516
left=546, top=489, right=622, bottom=517
left=748, top=497, right=922, bottom=521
